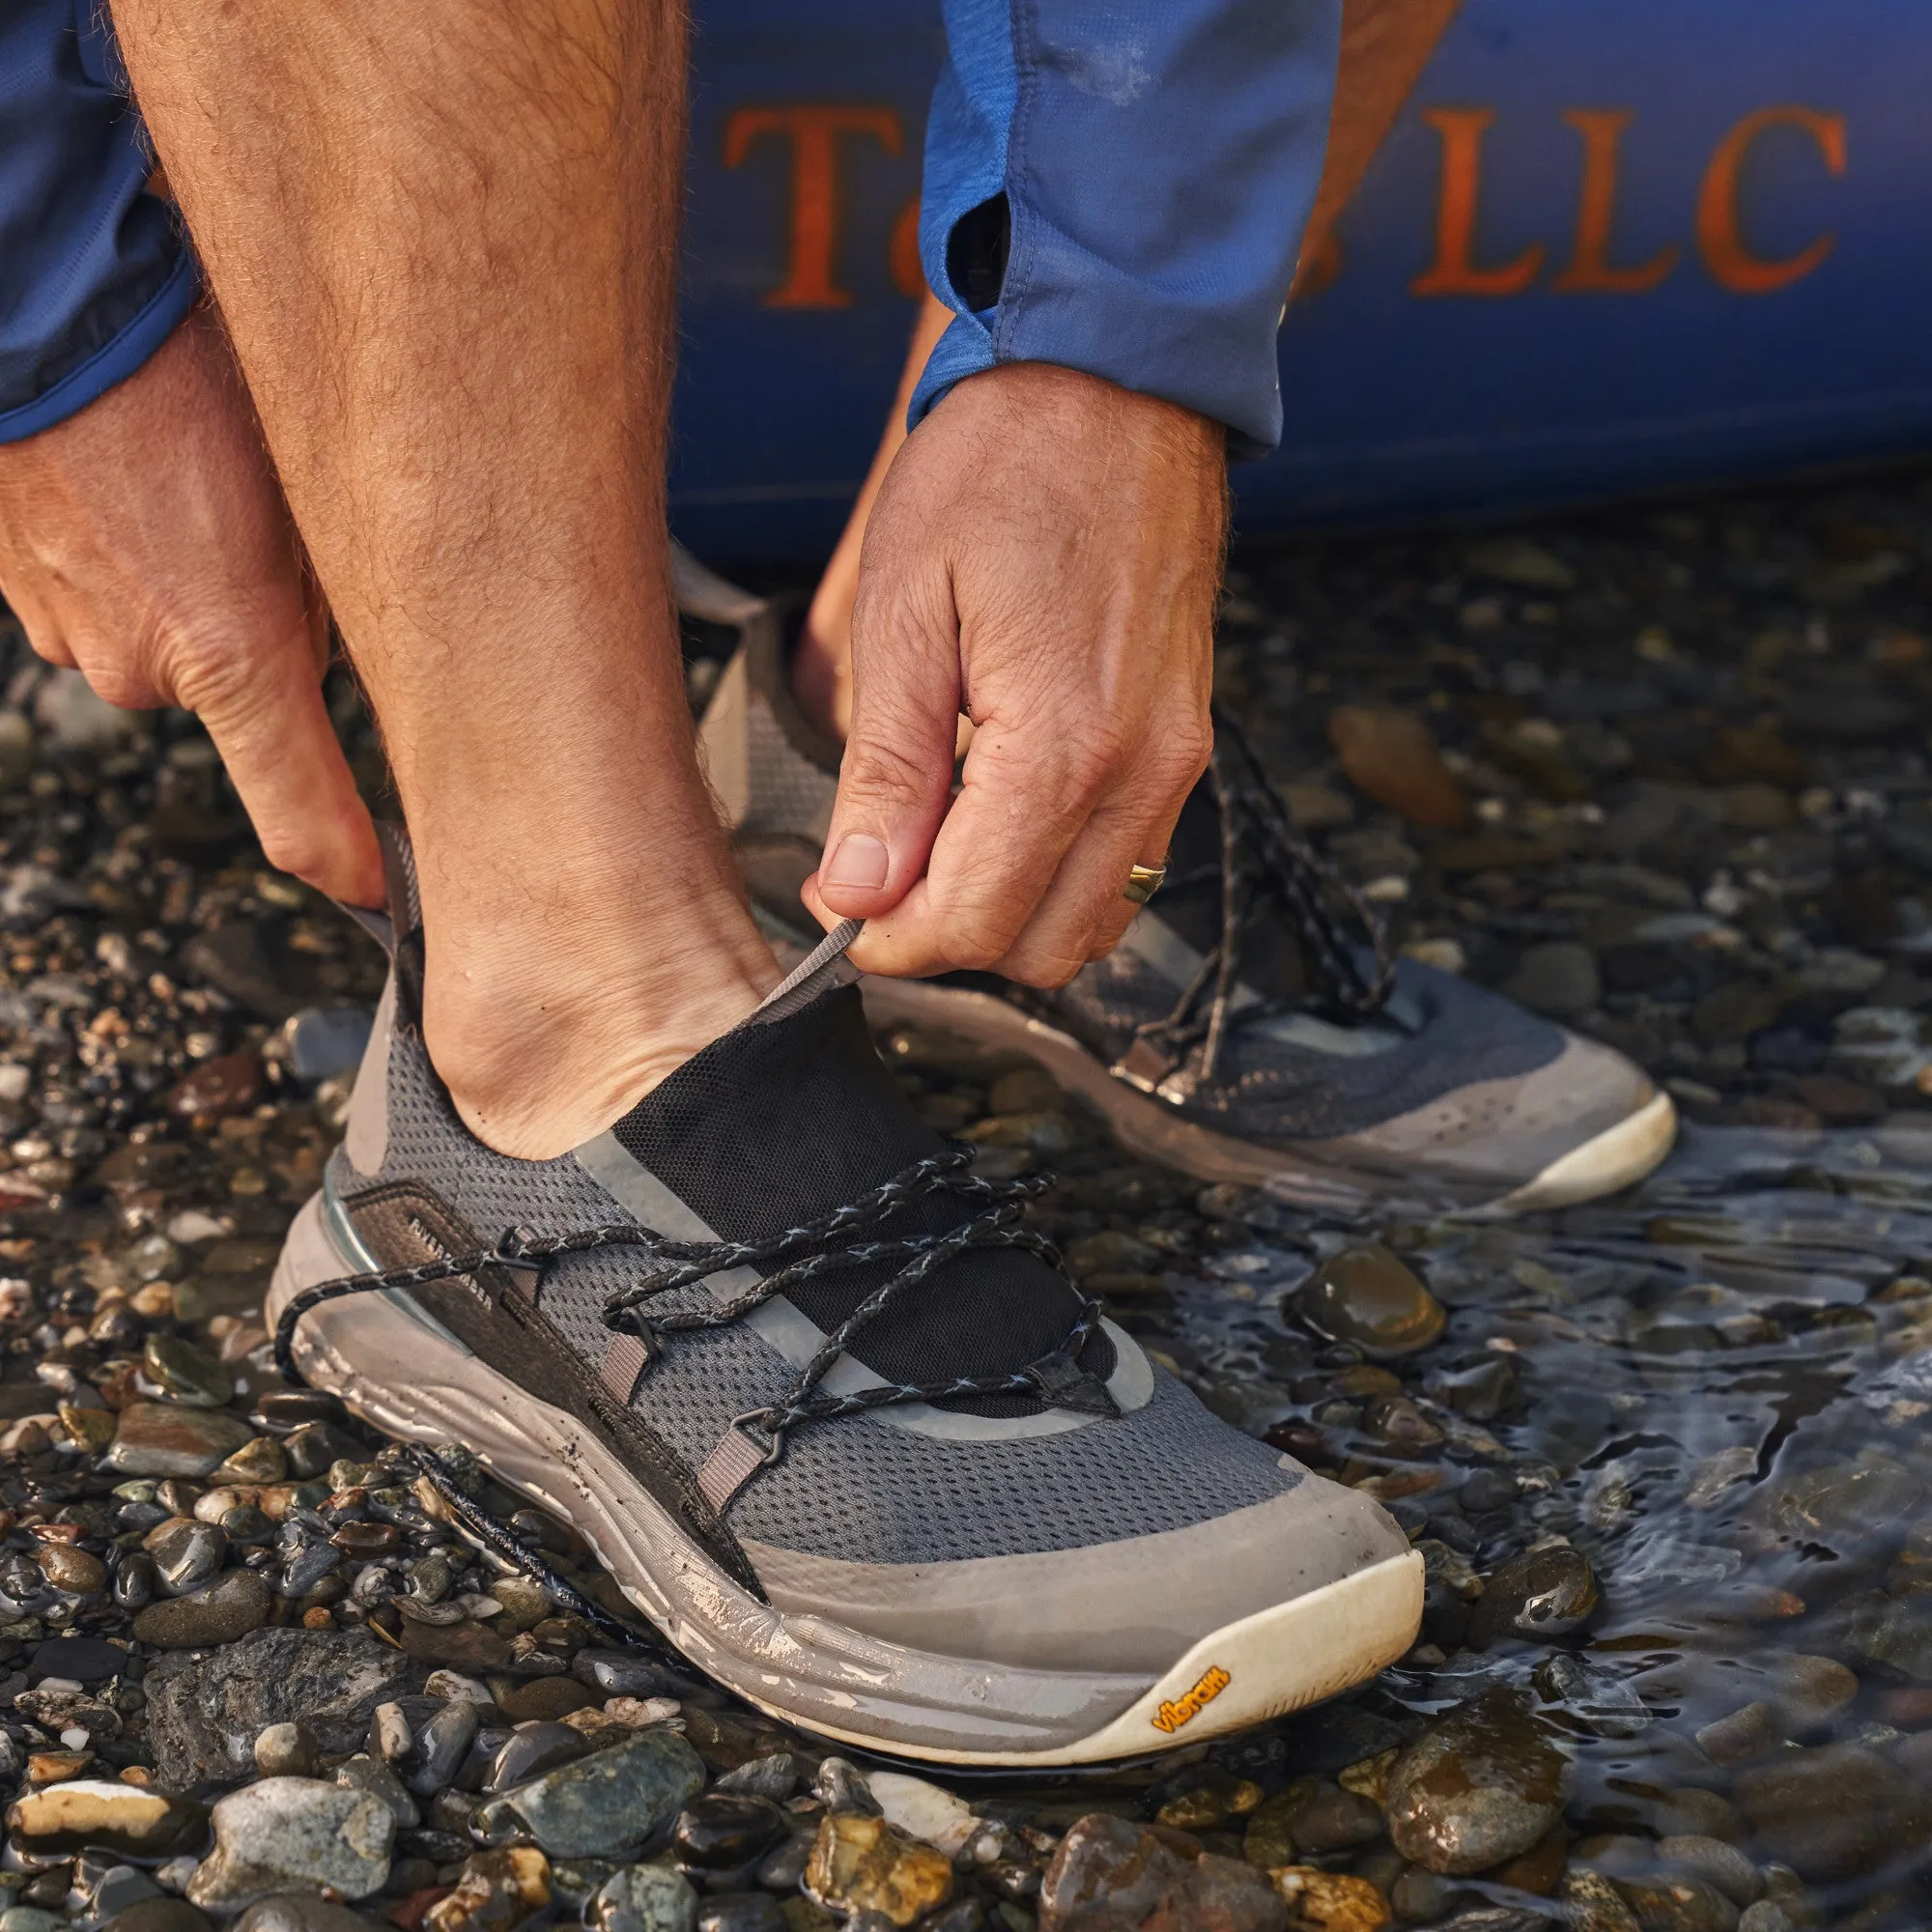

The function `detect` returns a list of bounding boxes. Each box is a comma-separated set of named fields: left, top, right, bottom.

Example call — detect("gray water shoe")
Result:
left=270, top=842, right=1420, bottom=1766
left=684, top=547, right=1674, bottom=1216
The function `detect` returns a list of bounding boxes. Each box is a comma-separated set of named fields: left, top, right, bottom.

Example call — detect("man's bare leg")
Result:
left=110, top=0, right=778, bottom=1158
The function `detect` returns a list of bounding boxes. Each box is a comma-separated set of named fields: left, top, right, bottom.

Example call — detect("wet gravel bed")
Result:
left=6, top=469, right=1932, bottom=1931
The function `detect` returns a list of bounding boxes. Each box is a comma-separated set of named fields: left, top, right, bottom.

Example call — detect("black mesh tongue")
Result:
left=1149, top=781, right=1314, bottom=1009
left=609, top=984, right=1109, bottom=1403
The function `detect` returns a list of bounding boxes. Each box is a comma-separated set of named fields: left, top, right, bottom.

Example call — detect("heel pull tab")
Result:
left=329, top=821, right=416, bottom=960
left=752, top=918, right=863, bottom=1026
left=323, top=822, right=412, bottom=957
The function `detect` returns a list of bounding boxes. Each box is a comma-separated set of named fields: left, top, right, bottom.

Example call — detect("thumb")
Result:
left=811, top=574, right=961, bottom=922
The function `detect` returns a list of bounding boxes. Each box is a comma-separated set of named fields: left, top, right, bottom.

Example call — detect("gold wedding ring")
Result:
left=1123, top=862, right=1168, bottom=906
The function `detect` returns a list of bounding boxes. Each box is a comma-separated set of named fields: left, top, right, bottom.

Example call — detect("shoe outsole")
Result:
left=859, top=976, right=1677, bottom=1218
left=271, top=1189, right=1424, bottom=1767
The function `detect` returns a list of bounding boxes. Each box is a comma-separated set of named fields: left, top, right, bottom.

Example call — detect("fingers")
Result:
left=994, top=745, right=1200, bottom=986
left=843, top=709, right=1206, bottom=983
left=812, top=555, right=961, bottom=923
left=174, top=630, right=385, bottom=907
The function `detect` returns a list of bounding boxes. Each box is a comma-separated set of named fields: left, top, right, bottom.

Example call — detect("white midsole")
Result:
left=270, top=1191, right=1423, bottom=1766
left=859, top=976, right=1675, bottom=1216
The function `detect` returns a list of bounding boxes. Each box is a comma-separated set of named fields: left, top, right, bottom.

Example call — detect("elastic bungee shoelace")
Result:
left=1122, top=704, right=1399, bottom=1087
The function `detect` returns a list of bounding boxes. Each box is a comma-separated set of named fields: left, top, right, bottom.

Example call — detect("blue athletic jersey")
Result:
left=0, top=0, right=1338, bottom=456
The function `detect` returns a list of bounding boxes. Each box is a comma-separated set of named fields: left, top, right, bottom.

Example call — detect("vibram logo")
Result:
left=1151, top=1664, right=1231, bottom=1734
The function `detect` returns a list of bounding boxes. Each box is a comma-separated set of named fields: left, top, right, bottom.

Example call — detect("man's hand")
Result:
left=0, top=307, right=384, bottom=905
left=805, top=362, right=1226, bottom=985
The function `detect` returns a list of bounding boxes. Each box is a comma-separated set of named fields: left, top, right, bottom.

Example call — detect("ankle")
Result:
left=420, top=897, right=779, bottom=1160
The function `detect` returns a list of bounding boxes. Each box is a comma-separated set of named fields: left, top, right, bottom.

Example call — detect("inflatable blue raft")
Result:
left=669, top=0, right=1932, bottom=560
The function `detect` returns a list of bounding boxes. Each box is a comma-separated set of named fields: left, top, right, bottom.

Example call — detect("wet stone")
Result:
left=813, top=1757, right=881, bottom=1817
left=145, top=1519, right=226, bottom=1596
left=713, top=1752, right=798, bottom=1802
left=102, top=1903, right=214, bottom=1932
left=423, top=1849, right=550, bottom=1932
left=1614, top=1877, right=1739, bottom=1932
left=1559, top=1871, right=1642, bottom=1932
left=1531, top=1652, right=1650, bottom=1738
left=573, top=1648, right=683, bottom=1699
left=1383, top=1688, right=1573, bottom=1877
left=33, top=1543, right=104, bottom=1593
left=213, top=1437, right=286, bottom=1486
left=1328, top=708, right=1468, bottom=831
left=494, top=1676, right=594, bottom=1722
left=866, top=1772, right=980, bottom=1859
left=586, top=1865, right=697, bottom=1932
left=131, top=1568, right=271, bottom=1649
left=692, top=1900, right=781, bottom=1932
left=105, top=1404, right=253, bottom=1479
left=1656, top=1838, right=1762, bottom=1909
left=31, top=1636, right=128, bottom=1684
left=673, top=1793, right=787, bottom=1868
left=167, top=1052, right=263, bottom=1119
left=1767, top=1455, right=1922, bottom=1548
left=141, top=1334, right=234, bottom=1408
left=1732, top=1745, right=1932, bottom=1883
left=231, top=1901, right=388, bottom=1932
left=805, top=1813, right=954, bottom=1929
left=1165, top=1855, right=1292, bottom=1932
left=187, top=1777, right=394, bottom=1913
left=1294, top=1249, right=1446, bottom=1358
left=6, top=1780, right=207, bottom=1859
left=334, top=1754, right=419, bottom=1829
left=1037, top=1814, right=1188, bottom=1930
left=1467, top=1547, right=1601, bottom=1647
left=485, top=1721, right=585, bottom=1793
left=1832, top=1589, right=1932, bottom=1682
left=1501, top=942, right=1602, bottom=1019
left=403, top=1698, right=481, bottom=1797
left=253, top=1720, right=319, bottom=1779
left=144, top=1628, right=414, bottom=1785
left=479, top=1728, right=704, bottom=1859
left=1272, top=1870, right=1391, bottom=1932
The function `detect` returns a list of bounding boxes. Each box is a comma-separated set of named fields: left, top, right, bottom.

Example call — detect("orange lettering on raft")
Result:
left=1553, top=109, right=1678, bottom=293
left=889, top=196, right=924, bottom=300
left=723, top=105, right=904, bottom=309
left=1150, top=1664, right=1232, bottom=1735
left=1410, top=107, right=1545, bottom=298
left=1696, top=104, right=1845, bottom=295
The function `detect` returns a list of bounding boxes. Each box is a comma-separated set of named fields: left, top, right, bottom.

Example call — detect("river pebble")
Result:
left=185, top=1778, right=394, bottom=1912
left=1383, top=1688, right=1573, bottom=1875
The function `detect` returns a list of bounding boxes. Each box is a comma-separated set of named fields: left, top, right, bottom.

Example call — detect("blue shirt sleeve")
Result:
left=913, top=0, right=1341, bottom=460
left=0, top=0, right=200, bottom=444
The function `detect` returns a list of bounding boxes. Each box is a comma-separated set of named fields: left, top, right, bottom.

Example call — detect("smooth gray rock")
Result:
left=186, top=1779, right=393, bottom=1914
left=477, top=1730, right=705, bottom=1859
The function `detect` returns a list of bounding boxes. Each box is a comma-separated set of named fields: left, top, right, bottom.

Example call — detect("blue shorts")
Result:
left=0, top=0, right=1338, bottom=457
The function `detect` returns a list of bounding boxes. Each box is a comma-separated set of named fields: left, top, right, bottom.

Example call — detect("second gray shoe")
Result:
left=686, top=548, right=1674, bottom=1216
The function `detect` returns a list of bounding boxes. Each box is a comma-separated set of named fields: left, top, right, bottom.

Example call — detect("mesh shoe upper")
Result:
left=334, top=969, right=1301, bottom=1574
